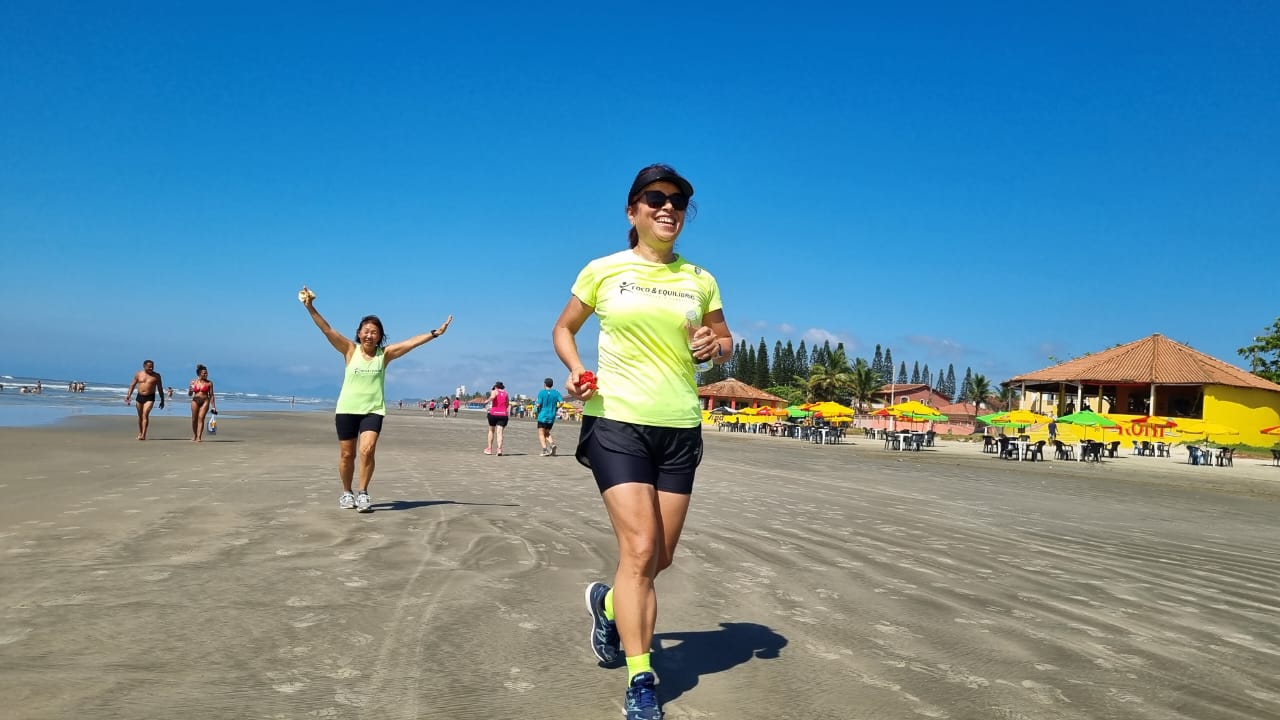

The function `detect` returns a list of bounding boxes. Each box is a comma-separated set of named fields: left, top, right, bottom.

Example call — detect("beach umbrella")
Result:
left=1172, top=419, right=1238, bottom=443
left=1131, top=415, right=1178, bottom=429
left=807, top=401, right=855, bottom=417
left=737, top=407, right=760, bottom=416
left=783, top=405, right=812, bottom=418
left=992, top=409, right=1053, bottom=426
left=709, top=405, right=736, bottom=416
left=1055, top=409, right=1118, bottom=441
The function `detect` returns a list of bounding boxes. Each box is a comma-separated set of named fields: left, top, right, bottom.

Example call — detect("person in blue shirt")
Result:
left=535, top=377, right=563, bottom=456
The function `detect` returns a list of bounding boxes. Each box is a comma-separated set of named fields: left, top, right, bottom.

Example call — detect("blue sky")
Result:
left=3, top=3, right=1277, bottom=401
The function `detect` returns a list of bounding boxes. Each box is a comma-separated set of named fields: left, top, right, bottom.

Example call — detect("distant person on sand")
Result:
left=535, top=377, right=562, bottom=456
left=452, top=397, right=460, bottom=416
left=125, top=359, right=165, bottom=440
left=552, top=163, right=732, bottom=720
left=300, top=285, right=453, bottom=513
left=484, top=382, right=510, bottom=455
left=187, top=364, right=217, bottom=442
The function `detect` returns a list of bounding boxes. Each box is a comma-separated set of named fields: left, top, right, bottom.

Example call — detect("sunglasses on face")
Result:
left=637, top=190, right=689, bottom=211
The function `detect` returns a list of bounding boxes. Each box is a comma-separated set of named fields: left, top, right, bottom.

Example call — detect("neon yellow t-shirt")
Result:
left=571, top=249, right=723, bottom=428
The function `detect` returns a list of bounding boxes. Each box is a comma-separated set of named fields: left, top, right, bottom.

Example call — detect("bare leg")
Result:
left=194, top=402, right=210, bottom=441
left=356, top=430, right=380, bottom=492
left=138, top=401, right=155, bottom=440
left=601, top=484, right=692, bottom=660
left=495, top=425, right=505, bottom=452
left=338, top=439, right=357, bottom=492
left=486, top=425, right=496, bottom=451
left=190, top=401, right=200, bottom=440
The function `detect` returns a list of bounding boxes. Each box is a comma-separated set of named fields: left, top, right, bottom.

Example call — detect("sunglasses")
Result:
left=637, top=190, right=689, bottom=211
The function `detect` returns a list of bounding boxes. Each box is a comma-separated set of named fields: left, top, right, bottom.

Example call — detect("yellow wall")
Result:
left=1204, top=385, right=1280, bottom=447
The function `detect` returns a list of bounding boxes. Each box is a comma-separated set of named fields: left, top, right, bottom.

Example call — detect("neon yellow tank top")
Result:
left=335, top=347, right=386, bottom=415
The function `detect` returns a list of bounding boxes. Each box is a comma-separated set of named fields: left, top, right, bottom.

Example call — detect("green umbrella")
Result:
left=784, top=405, right=812, bottom=418
left=1055, top=410, right=1118, bottom=440
left=900, top=410, right=948, bottom=423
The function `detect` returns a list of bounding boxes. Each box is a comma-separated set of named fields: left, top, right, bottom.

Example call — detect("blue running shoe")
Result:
left=584, top=581, right=620, bottom=663
left=624, top=672, right=663, bottom=720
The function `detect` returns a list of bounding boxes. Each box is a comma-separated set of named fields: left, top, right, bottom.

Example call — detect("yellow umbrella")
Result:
left=808, top=401, right=855, bottom=417
left=1172, top=419, right=1238, bottom=440
left=990, top=409, right=1053, bottom=426
left=737, top=407, right=760, bottom=415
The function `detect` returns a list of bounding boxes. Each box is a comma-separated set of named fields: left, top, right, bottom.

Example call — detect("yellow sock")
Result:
left=604, top=588, right=615, bottom=621
left=625, top=653, right=652, bottom=682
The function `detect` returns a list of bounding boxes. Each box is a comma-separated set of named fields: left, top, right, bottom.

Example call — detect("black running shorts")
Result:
left=335, top=413, right=384, bottom=441
left=575, top=415, right=702, bottom=495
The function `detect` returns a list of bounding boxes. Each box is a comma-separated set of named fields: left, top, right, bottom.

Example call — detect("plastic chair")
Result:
left=1024, top=440, right=1046, bottom=461
left=1105, top=441, right=1121, bottom=458
left=982, top=436, right=996, bottom=454
left=1054, top=440, right=1075, bottom=460
left=1216, top=448, right=1233, bottom=467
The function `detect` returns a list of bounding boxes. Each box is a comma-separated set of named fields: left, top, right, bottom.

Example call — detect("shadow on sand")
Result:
left=653, top=621, right=787, bottom=704
left=366, top=499, right=520, bottom=512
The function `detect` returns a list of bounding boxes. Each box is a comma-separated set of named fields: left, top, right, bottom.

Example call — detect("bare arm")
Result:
left=299, top=287, right=354, bottom=356
left=384, top=315, right=454, bottom=364
left=691, top=309, right=734, bottom=365
left=126, top=374, right=139, bottom=404
left=156, top=374, right=165, bottom=408
left=552, top=295, right=597, bottom=400
left=208, top=382, right=216, bottom=412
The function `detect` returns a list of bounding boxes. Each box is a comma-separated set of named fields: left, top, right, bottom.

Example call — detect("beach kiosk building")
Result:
left=1005, top=333, right=1280, bottom=448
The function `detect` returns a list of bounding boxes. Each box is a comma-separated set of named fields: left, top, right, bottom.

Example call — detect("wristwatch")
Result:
left=431, top=329, right=440, bottom=338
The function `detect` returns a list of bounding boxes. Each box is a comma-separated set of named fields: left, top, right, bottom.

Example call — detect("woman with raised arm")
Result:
left=300, top=286, right=453, bottom=513
left=552, top=164, right=732, bottom=720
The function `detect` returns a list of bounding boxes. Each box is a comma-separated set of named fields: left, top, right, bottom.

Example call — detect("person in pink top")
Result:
left=452, top=397, right=460, bottom=417
left=485, top=381, right=510, bottom=455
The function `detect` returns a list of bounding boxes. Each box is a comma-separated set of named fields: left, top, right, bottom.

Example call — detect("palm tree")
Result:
left=798, top=348, right=853, bottom=402
left=847, top=358, right=880, bottom=413
left=996, top=384, right=1018, bottom=412
left=966, top=374, right=992, bottom=420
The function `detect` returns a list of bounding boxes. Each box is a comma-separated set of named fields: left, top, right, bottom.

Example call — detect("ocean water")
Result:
left=0, top=374, right=332, bottom=427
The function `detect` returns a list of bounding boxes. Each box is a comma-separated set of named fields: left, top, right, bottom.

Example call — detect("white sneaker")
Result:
left=339, top=492, right=356, bottom=510
left=549, top=443, right=557, bottom=456
left=355, top=492, right=371, bottom=513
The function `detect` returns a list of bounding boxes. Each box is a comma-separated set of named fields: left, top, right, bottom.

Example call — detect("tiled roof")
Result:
left=1007, top=334, right=1280, bottom=391
left=697, top=377, right=787, bottom=403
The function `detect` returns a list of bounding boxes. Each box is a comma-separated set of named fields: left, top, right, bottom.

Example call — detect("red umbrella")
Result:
left=1131, top=415, right=1177, bottom=429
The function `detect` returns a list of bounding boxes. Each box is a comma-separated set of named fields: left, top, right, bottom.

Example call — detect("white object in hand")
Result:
left=685, top=310, right=713, bottom=372
left=298, top=287, right=316, bottom=303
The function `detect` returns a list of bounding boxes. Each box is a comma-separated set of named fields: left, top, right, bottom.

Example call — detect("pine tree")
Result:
left=771, top=340, right=785, bottom=385
left=921, top=363, right=931, bottom=389
left=897, top=361, right=908, bottom=383
left=872, top=345, right=884, bottom=384
left=795, top=340, right=809, bottom=380
left=945, top=364, right=956, bottom=398
left=756, top=338, right=771, bottom=388
left=910, top=361, right=921, bottom=384
left=958, top=367, right=973, bottom=404
left=883, top=348, right=894, bottom=385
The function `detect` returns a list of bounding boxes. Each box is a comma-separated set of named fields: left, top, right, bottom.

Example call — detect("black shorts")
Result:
left=536, top=420, right=555, bottom=430
left=335, top=413, right=384, bottom=441
left=136, top=392, right=156, bottom=404
left=487, top=414, right=509, bottom=427
left=575, top=415, right=702, bottom=495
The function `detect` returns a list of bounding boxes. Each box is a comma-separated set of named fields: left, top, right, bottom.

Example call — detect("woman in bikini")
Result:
left=188, top=364, right=217, bottom=442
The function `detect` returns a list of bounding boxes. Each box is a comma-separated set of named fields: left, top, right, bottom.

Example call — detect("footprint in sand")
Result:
left=285, top=597, right=312, bottom=607
left=290, top=613, right=328, bottom=628
left=143, top=571, right=171, bottom=581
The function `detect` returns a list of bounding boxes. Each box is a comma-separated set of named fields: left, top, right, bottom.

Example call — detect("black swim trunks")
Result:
left=136, top=392, right=156, bottom=403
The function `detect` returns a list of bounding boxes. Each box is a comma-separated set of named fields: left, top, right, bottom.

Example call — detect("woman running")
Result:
left=553, top=164, right=732, bottom=720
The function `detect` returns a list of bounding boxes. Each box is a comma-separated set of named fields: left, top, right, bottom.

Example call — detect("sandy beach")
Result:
left=2, top=411, right=1279, bottom=719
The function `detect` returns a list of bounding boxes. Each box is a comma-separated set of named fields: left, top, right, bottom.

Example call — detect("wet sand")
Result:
left=1, top=411, right=1278, bottom=719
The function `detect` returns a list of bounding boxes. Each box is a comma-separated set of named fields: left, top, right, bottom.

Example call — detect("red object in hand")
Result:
left=579, top=370, right=598, bottom=391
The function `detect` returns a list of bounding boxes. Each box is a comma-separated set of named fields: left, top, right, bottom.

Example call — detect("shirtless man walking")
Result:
left=125, top=359, right=165, bottom=440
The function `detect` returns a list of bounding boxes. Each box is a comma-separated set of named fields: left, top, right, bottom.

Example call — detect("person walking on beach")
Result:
left=553, top=164, right=732, bottom=720
left=535, top=377, right=562, bottom=456
left=187, top=364, right=217, bottom=442
left=125, top=359, right=165, bottom=440
left=484, top=381, right=509, bottom=455
left=299, top=285, right=453, bottom=513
